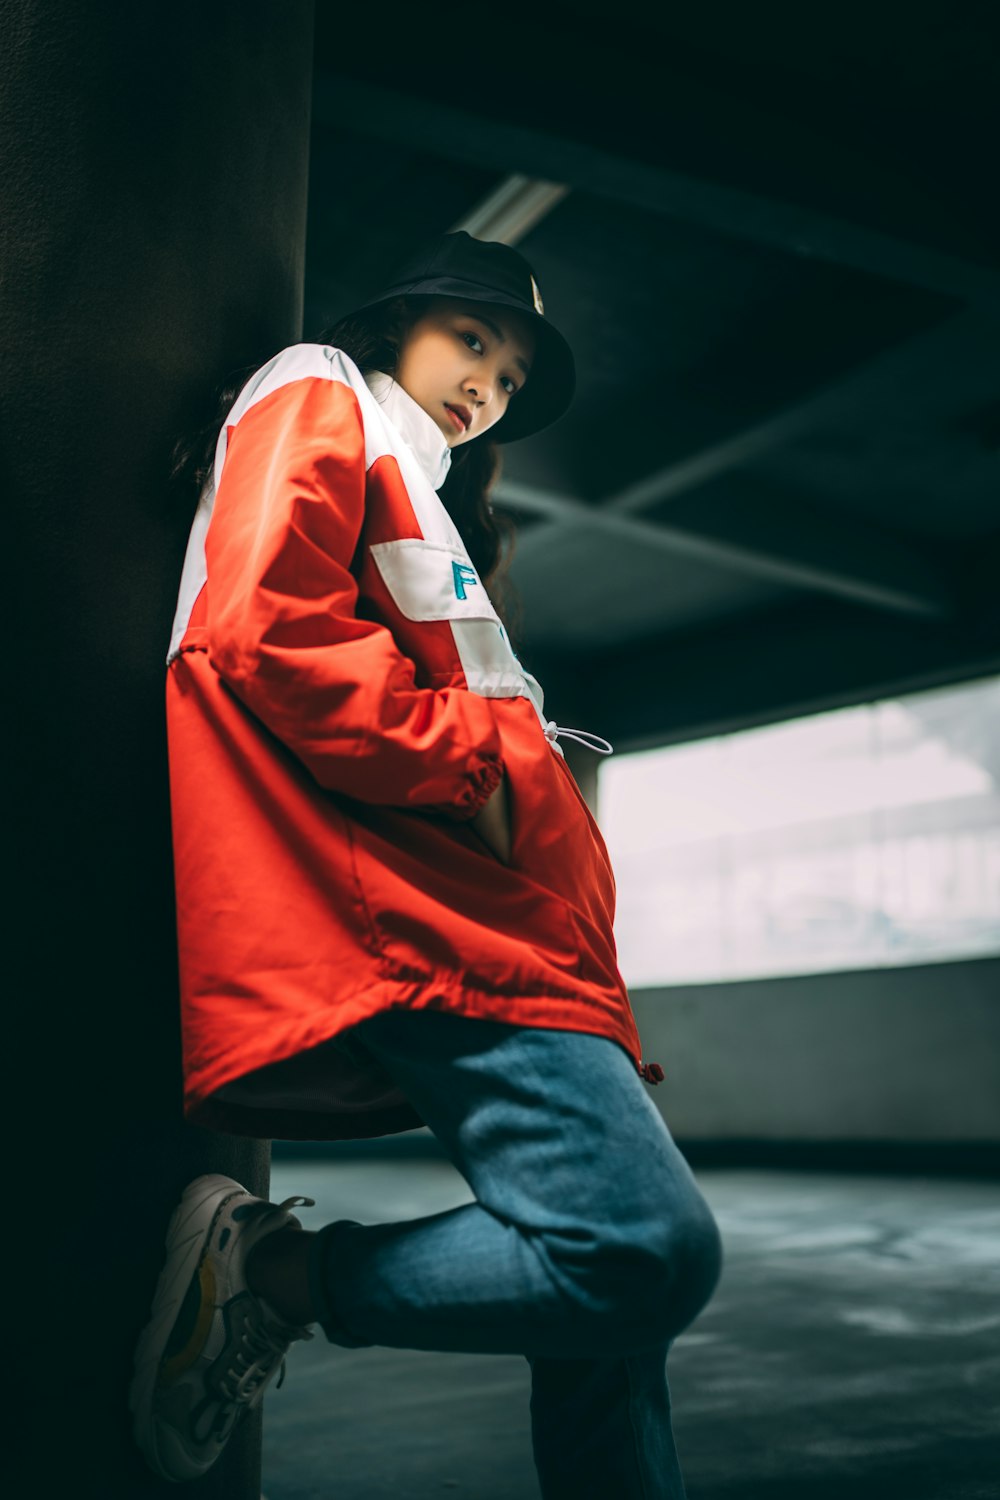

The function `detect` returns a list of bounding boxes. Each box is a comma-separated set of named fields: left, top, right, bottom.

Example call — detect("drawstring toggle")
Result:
left=639, top=1060, right=665, bottom=1084
left=544, top=721, right=614, bottom=755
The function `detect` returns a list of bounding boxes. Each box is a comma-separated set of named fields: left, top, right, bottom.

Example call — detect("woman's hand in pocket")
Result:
left=468, top=772, right=513, bottom=866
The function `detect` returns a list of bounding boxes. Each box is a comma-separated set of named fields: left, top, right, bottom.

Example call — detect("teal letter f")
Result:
left=453, top=561, right=479, bottom=600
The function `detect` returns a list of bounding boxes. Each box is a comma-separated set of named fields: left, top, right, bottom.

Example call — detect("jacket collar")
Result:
left=364, top=370, right=453, bottom=491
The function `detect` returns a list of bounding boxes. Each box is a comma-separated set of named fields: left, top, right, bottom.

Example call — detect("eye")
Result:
left=461, top=328, right=520, bottom=397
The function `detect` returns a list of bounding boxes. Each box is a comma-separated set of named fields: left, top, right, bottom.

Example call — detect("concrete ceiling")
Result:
left=305, top=5, right=1000, bottom=750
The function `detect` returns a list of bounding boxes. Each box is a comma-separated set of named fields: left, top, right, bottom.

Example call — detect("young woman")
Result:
left=130, top=230, right=724, bottom=1498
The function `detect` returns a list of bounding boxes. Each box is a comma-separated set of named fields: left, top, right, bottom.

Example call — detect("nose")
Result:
left=465, top=378, right=494, bottom=409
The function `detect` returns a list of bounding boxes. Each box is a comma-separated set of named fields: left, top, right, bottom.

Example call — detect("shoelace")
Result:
left=544, top=721, right=615, bottom=755
left=216, top=1193, right=318, bottom=1412
left=217, top=1315, right=303, bottom=1406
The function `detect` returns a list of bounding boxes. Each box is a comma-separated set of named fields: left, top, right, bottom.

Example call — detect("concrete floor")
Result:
left=263, top=1153, right=1000, bottom=1499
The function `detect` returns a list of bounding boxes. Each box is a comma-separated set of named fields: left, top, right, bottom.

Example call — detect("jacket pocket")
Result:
left=465, top=773, right=516, bottom=869
left=345, top=799, right=585, bottom=992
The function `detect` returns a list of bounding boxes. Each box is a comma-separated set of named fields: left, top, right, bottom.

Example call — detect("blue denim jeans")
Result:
left=305, top=1009, right=723, bottom=1499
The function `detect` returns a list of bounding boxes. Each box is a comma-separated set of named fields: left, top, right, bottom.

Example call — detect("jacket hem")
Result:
left=183, top=972, right=644, bottom=1141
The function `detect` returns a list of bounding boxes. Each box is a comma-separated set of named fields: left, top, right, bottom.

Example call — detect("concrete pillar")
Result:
left=3, top=2, right=314, bottom=1491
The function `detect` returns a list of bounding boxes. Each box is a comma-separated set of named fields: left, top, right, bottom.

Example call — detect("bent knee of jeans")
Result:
left=608, top=1202, right=723, bottom=1342
left=628, top=1198, right=723, bottom=1343
left=546, top=1200, right=723, bottom=1346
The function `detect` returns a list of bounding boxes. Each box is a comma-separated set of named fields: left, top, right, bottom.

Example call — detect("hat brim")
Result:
left=347, top=280, right=576, bottom=443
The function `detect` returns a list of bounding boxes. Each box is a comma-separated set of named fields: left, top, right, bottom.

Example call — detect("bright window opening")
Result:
left=598, top=675, right=1000, bottom=986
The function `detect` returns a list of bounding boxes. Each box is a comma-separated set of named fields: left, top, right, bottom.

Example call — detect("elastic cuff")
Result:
left=449, top=753, right=505, bottom=821
left=306, top=1220, right=375, bottom=1347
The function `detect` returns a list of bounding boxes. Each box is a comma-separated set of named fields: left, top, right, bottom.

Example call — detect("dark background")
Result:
left=4, top=2, right=997, bottom=1493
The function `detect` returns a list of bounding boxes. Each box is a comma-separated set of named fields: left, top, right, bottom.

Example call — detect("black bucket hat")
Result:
left=345, top=229, right=576, bottom=443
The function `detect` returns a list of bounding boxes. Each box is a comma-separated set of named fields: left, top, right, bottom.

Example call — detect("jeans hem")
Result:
left=306, top=1219, right=375, bottom=1347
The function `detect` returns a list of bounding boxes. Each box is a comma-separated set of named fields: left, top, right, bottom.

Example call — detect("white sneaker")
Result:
left=129, top=1173, right=316, bottom=1482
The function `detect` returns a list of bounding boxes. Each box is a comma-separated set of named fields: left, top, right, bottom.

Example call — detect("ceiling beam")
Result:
left=503, top=305, right=995, bottom=617
left=499, top=477, right=954, bottom=619
left=313, top=72, right=1000, bottom=310
left=595, top=305, right=999, bottom=513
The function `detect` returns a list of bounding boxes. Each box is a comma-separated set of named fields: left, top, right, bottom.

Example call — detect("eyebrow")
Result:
left=467, top=313, right=532, bottom=379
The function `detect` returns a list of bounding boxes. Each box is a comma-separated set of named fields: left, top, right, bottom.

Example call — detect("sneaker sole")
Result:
left=129, top=1173, right=250, bottom=1482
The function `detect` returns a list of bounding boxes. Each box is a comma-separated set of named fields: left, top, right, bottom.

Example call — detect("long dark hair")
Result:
left=171, top=295, right=521, bottom=642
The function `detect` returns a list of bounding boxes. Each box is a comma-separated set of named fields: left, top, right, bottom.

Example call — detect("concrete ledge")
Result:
left=631, top=954, right=1000, bottom=1142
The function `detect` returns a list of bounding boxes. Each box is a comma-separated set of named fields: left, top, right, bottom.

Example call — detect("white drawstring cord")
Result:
left=544, top=721, right=614, bottom=755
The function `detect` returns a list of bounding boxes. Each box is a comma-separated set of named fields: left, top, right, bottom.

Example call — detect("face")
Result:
left=393, top=297, right=537, bottom=446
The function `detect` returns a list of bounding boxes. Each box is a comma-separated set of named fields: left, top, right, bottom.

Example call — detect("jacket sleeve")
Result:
left=203, top=370, right=504, bottom=818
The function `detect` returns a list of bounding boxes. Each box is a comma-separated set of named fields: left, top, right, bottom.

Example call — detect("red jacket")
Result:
left=166, top=344, right=650, bottom=1139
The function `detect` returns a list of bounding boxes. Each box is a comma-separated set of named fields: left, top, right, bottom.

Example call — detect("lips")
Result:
left=445, top=404, right=471, bottom=431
